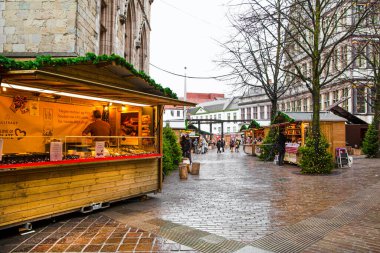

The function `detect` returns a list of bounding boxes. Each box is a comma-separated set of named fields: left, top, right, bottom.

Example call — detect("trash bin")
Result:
left=179, top=164, right=188, bottom=180
left=190, top=162, right=200, bottom=175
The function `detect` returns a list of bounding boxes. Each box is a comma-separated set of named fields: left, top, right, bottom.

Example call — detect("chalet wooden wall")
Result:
left=0, top=158, right=159, bottom=229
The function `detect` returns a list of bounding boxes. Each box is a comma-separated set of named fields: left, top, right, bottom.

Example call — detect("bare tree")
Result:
left=352, top=3, right=380, bottom=129
left=219, top=0, right=294, bottom=122
left=247, top=0, right=374, bottom=150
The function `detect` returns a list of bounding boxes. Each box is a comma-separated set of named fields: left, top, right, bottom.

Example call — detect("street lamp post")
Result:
left=184, top=66, right=187, bottom=124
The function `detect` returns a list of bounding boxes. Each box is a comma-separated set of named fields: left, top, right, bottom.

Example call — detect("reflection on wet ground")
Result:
left=0, top=149, right=379, bottom=252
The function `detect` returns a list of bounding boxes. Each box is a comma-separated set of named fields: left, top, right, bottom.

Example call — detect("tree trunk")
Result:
left=271, top=99, right=278, bottom=124
left=312, top=89, right=321, bottom=141
left=374, top=75, right=380, bottom=130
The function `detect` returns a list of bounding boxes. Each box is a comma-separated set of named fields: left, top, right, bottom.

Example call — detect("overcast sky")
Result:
left=149, top=0, right=234, bottom=99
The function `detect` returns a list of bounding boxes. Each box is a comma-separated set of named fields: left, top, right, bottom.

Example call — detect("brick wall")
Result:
left=0, top=0, right=151, bottom=73
left=0, top=0, right=77, bottom=56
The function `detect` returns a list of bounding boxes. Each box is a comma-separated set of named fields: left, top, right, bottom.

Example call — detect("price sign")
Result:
left=50, top=142, right=63, bottom=161
left=95, top=141, right=105, bottom=158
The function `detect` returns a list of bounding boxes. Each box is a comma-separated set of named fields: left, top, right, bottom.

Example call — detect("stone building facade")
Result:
left=0, top=0, right=152, bottom=72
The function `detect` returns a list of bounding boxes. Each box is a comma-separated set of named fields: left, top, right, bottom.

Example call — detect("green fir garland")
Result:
left=0, top=53, right=178, bottom=99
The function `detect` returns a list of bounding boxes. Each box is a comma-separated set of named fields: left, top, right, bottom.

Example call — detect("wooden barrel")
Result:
left=179, top=164, right=188, bottom=179
left=190, top=162, right=200, bottom=175
left=183, top=158, right=191, bottom=173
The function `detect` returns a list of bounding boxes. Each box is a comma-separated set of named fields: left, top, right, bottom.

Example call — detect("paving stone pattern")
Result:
left=0, top=150, right=379, bottom=252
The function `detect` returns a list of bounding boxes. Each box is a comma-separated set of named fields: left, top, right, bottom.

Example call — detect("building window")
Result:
left=227, top=127, right=230, bottom=133
left=267, top=105, right=271, bottom=119
left=124, top=0, right=135, bottom=61
left=332, top=49, right=339, bottom=72
left=296, top=100, right=302, bottom=112
left=227, top=113, right=231, bottom=120
left=342, top=88, right=349, bottom=111
left=246, top=107, right=251, bottom=120
left=218, top=127, right=221, bottom=133
left=354, top=46, right=367, bottom=69
left=233, top=112, right=237, bottom=120
left=99, top=0, right=114, bottom=55
left=253, top=107, right=258, bottom=119
left=291, top=101, right=296, bottom=112
left=354, top=86, right=366, bottom=113
left=333, top=90, right=339, bottom=104
left=233, top=126, right=236, bottom=132
left=240, top=108, right=245, bottom=120
left=340, top=45, right=348, bottom=69
left=170, top=110, right=174, bottom=116
left=260, top=106, right=265, bottom=119
left=286, top=102, right=291, bottom=112
left=218, top=114, right=221, bottom=120
left=302, top=99, right=307, bottom=111
left=177, top=111, right=181, bottom=117
left=323, top=93, right=330, bottom=110
left=205, top=115, right=208, bottom=119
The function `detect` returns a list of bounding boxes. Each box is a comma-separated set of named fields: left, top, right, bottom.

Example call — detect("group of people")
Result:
left=192, top=137, right=208, bottom=154
left=215, top=138, right=241, bottom=153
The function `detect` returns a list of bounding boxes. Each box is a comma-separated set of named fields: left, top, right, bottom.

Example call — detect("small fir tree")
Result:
left=162, top=126, right=182, bottom=176
left=298, top=134, right=334, bottom=174
left=259, top=128, right=278, bottom=161
left=362, top=123, right=379, bottom=158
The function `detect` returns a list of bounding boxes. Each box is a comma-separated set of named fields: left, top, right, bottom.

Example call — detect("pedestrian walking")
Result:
left=230, top=139, right=235, bottom=152
left=216, top=139, right=222, bottom=153
left=181, top=134, right=192, bottom=163
left=221, top=138, right=225, bottom=152
left=193, top=138, right=198, bottom=154
left=235, top=139, right=240, bottom=152
left=201, top=138, right=207, bottom=154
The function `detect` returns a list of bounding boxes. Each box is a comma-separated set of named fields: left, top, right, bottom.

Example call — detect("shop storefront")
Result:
left=0, top=56, right=194, bottom=229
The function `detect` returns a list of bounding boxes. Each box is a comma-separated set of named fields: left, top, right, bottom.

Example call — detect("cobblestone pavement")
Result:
left=0, top=149, right=379, bottom=252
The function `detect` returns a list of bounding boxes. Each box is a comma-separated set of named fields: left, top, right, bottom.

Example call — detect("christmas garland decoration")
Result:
left=273, top=111, right=295, bottom=124
left=248, top=120, right=261, bottom=129
left=0, top=53, right=178, bottom=99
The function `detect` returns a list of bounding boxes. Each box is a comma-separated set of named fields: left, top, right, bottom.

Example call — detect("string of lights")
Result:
left=149, top=63, right=232, bottom=80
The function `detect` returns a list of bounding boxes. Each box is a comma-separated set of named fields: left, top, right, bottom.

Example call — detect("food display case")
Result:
left=0, top=55, right=195, bottom=230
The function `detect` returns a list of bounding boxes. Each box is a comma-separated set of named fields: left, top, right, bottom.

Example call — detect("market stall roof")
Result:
left=187, top=124, right=211, bottom=135
left=329, top=105, right=368, bottom=125
left=273, top=111, right=346, bottom=124
left=0, top=55, right=196, bottom=107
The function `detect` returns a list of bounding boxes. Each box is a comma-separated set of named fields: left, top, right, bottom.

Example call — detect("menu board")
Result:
left=50, top=142, right=63, bottom=161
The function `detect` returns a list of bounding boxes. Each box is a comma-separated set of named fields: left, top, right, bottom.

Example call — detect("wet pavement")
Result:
left=0, top=148, right=379, bottom=252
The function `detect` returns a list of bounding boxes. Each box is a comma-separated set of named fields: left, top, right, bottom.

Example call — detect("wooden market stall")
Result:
left=272, top=112, right=346, bottom=164
left=243, top=120, right=270, bottom=156
left=0, top=55, right=195, bottom=230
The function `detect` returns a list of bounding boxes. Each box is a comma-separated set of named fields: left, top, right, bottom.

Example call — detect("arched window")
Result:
left=138, top=26, right=147, bottom=71
left=99, top=0, right=115, bottom=55
left=124, top=1, right=135, bottom=62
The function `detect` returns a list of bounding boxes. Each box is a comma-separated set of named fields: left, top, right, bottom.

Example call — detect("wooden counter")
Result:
left=0, top=154, right=161, bottom=229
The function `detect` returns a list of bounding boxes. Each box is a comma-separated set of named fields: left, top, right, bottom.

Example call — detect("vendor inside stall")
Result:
left=82, top=109, right=111, bottom=141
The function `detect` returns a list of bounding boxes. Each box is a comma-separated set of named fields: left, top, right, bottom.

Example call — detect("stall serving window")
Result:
left=0, top=85, right=159, bottom=167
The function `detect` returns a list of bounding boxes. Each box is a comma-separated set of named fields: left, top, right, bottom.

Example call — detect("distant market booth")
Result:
left=270, top=112, right=346, bottom=164
left=0, top=54, right=195, bottom=230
